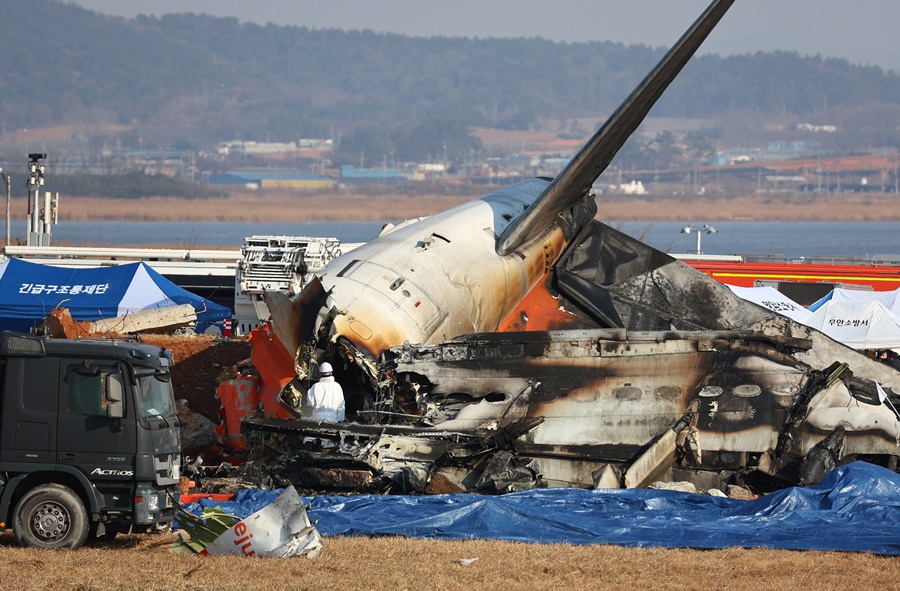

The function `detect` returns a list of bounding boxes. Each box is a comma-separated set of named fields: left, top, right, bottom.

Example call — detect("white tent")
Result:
left=726, top=285, right=809, bottom=322
left=799, top=299, right=900, bottom=350
left=808, top=287, right=900, bottom=316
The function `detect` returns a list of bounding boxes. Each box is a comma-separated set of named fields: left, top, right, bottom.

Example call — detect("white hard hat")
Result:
left=319, top=362, right=333, bottom=374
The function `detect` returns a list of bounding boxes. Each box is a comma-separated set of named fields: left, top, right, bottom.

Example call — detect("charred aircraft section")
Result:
left=245, top=326, right=899, bottom=494
left=240, top=0, right=900, bottom=496
left=244, top=223, right=900, bottom=494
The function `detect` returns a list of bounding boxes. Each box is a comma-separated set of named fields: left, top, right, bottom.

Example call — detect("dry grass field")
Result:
left=0, top=531, right=897, bottom=591
left=21, top=188, right=900, bottom=227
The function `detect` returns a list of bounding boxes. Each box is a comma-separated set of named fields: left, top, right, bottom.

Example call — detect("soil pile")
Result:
left=138, top=334, right=251, bottom=421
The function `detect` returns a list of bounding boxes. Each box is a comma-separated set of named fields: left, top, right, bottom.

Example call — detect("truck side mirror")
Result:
left=106, top=373, right=124, bottom=419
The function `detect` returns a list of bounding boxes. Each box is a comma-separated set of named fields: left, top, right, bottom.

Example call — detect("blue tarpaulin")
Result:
left=182, top=462, right=900, bottom=554
left=0, top=258, right=230, bottom=333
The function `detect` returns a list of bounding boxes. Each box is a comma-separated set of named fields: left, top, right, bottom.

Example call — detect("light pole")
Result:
left=26, top=153, right=46, bottom=246
left=680, top=223, right=717, bottom=254
left=0, top=168, right=9, bottom=248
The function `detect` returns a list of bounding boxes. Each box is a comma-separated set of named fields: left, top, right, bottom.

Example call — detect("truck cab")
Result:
left=0, top=331, right=182, bottom=549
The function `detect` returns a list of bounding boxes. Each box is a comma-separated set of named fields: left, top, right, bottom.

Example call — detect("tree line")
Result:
left=50, top=173, right=224, bottom=199
left=1, top=0, right=899, bottom=149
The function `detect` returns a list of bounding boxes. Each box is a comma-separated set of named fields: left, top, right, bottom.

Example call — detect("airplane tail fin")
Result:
left=497, top=0, right=735, bottom=256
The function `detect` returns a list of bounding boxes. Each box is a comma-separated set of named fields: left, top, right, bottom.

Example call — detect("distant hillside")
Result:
left=2, top=0, right=900, bottom=146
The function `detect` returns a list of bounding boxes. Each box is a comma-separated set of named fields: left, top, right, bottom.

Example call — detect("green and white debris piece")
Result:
left=173, top=486, right=323, bottom=558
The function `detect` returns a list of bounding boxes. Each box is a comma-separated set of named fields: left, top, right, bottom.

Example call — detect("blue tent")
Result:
left=809, top=286, right=900, bottom=315
left=0, top=258, right=231, bottom=333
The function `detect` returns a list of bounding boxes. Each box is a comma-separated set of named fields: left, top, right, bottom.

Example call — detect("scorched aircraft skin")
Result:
left=251, top=0, right=900, bottom=494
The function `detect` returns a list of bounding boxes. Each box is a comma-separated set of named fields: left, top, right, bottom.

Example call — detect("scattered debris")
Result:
left=173, top=486, right=322, bottom=558
left=176, top=400, right=219, bottom=450
left=725, top=485, right=755, bottom=500
left=648, top=482, right=697, bottom=494
left=173, top=505, right=239, bottom=555
left=798, top=426, right=846, bottom=486
left=90, top=303, right=198, bottom=334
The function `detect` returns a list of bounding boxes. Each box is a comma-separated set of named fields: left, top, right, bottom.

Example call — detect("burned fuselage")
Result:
left=245, top=327, right=900, bottom=493
left=383, top=328, right=899, bottom=488
left=245, top=220, right=900, bottom=495
left=243, top=0, right=900, bottom=495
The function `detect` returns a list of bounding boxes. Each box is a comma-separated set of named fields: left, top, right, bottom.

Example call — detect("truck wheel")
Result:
left=12, top=484, right=89, bottom=550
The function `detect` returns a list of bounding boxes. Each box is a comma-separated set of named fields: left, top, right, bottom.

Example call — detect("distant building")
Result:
left=217, top=139, right=334, bottom=156
left=618, top=180, right=647, bottom=195
left=339, top=165, right=402, bottom=183
left=796, top=123, right=838, bottom=133
left=206, top=171, right=335, bottom=190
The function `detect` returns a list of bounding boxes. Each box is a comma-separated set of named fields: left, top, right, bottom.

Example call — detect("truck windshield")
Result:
left=134, top=367, right=177, bottom=420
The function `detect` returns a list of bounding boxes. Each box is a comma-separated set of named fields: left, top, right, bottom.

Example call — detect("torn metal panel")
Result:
left=391, top=330, right=806, bottom=451
left=385, top=330, right=898, bottom=488
left=801, top=380, right=900, bottom=456
left=174, top=486, right=323, bottom=558
left=474, top=450, right=543, bottom=493
left=798, top=427, right=845, bottom=486
left=624, top=429, right=678, bottom=489
left=556, top=220, right=779, bottom=331
left=553, top=219, right=900, bottom=397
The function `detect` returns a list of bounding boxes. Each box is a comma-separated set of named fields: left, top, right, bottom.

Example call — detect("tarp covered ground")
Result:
left=182, top=462, right=900, bottom=554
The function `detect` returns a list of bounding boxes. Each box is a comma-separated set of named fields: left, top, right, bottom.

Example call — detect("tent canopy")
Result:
left=726, top=285, right=808, bottom=322
left=0, top=258, right=230, bottom=332
left=800, top=299, right=900, bottom=350
left=809, top=286, right=900, bottom=316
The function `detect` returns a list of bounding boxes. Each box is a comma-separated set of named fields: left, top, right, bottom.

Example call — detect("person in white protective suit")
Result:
left=305, top=362, right=345, bottom=423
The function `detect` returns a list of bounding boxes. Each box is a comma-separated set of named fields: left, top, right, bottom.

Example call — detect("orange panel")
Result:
left=214, top=377, right=259, bottom=451
left=499, top=273, right=594, bottom=332
left=248, top=326, right=296, bottom=388
left=247, top=325, right=298, bottom=420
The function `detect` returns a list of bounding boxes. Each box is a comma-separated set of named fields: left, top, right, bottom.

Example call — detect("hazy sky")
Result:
left=71, top=1, right=900, bottom=71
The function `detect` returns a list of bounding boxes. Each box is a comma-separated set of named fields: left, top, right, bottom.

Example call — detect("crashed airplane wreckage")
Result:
left=229, top=0, right=900, bottom=495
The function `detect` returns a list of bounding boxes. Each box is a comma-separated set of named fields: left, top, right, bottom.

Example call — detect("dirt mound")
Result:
left=39, top=308, right=94, bottom=338
left=138, top=334, right=251, bottom=421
